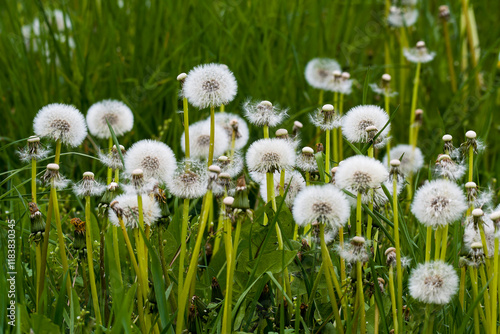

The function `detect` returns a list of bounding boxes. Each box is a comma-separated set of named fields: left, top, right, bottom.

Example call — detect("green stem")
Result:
left=112, top=226, right=122, bottom=285
left=409, top=62, right=421, bottom=144
left=338, top=93, right=344, bottom=161
left=263, top=125, right=269, bottom=139
left=434, top=227, right=442, bottom=261
left=31, top=158, right=37, bottom=203
left=442, top=21, right=457, bottom=92
left=178, top=199, right=190, bottom=300
left=469, top=145, right=474, bottom=182
left=423, top=304, right=434, bottom=334
left=183, top=97, right=190, bottom=160
left=393, top=176, right=403, bottom=332
left=86, top=196, right=102, bottom=325
left=333, top=128, right=338, bottom=165
left=107, top=137, right=113, bottom=184
left=325, top=129, right=330, bottom=182
left=479, top=265, right=492, bottom=327
left=425, top=226, right=432, bottom=262
left=320, top=224, right=345, bottom=334
left=389, top=266, right=398, bottom=334
left=222, top=208, right=233, bottom=333
left=38, top=192, right=54, bottom=310
left=356, top=191, right=362, bottom=236
left=158, top=226, right=176, bottom=310
left=440, top=224, right=449, bottom=261
left=493, top=237, right=499, bottom=332
left=318, top=90, right=324, bottom=106
left=136, top=194, right=148, bottom=295
left=176, top=191, right=212, bottom=334
left=54, top=139, right=62, bottom=165
left=384, top=92, right=391, bottom=167
left=357, top=260, right=366, bottom=334
left=459, top=266, right=466, bottom=312
left=279, top=170, right=285, bottom=197
left=208, top=104, right=215, bottom=165
left=51, top=182, right=71, bottom=297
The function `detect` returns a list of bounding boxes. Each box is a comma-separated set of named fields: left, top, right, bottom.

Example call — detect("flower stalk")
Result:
left=85, top=196, right=102, bottom=325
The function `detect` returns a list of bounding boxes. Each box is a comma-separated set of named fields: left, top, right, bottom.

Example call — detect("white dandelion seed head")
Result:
left=409, top=261, right=459, bottom=305
left=73, top=171, right=106, bottom=197
left=246, top=138, right=296, bottom=174
left=383, top=144, right=424, bottom=176
left=41, top=163, right=69, bottom=189
left=213, top=112, right=249, bottom=150
left=403, top=42, right=436, bottom=63
left=182, top=63, right=237, bottom=109
left=434, top=154, right=466, bottom=181
left=325, top=72, right=353, bottom=94
left=304, top=58, right=341, bottom=90
left=309, top=105, right=341, bottom=131
left=99, top=145, right=126, bottom=170
left=336, top=155, right=389, bottom=193
left=388, top=6, right=419, bottom=27
left=464, top=216, right=495, bottom=255
left=243, top=99, right=288, bottom=127
left=296, top=146, right=318, bottom=173
left=166, top=159, right=209, bottom=199
left=411, top=179, right=467, bottom=228
left=292, top=184, right=350, bottom=230
left=215, top=152, right=244, bottom=178
left=336, top=237, right=370, bottom=264
left=342, top=105, right=390, bottom=146
left=86, top=100, right=134, bottom=139
left=108, top=194, right=161, bottom=229
left=17, top=136, right=51, bottom=163
left=181, top=120, right=229, bottom=160
left=260, top=170, right=306, bottom=208
left=124, top=140, right=176, bottom=183
left=33, top=103, right=87, bottom=147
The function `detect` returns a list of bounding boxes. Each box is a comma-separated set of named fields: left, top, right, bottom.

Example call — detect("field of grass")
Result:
left=1, top=0, right=500, bottom=333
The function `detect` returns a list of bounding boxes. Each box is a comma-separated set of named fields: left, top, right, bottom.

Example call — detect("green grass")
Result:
left=1, top=0, right=500, bottom=333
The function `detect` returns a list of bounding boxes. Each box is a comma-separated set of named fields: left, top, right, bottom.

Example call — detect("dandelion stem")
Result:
left=325, top=129, right=330, bottom=182
left=440, top=224, right=449, bottom=261
left=38, top=192, right=54, bottom=310
left=112, top=226, right=122, bottom=285
left=222, top=206, right=233, bottom=334
left=388, top=266, right=398, bottom=334
left=459, top=266, right=466, bottom=312
left=320, top=224, right=345, bottom=334
left=136, top=194, right=148, bottom=295
left=178, top=198, right=190, bottom=302
left=356, top=260, right=366, bottom=334
left=31, top=158, right=37, bottom=203
left=54, top=139, right=62, bottom=165
left=384, top=92, right=391, bottom=167
left=158, top=225, right=176, bottom=310
left=461, top=0, right=480, bottom=88
left=176, top=191, right=212, bottom=334
left=393, top=174, right=403, bottom=333
left=51, top=182, right=72, bottom=297
left=356, top=191, right=362, bottom=236
left=434, top=227, right=442, bottom=260
left=468, top=145, right=474, bottom=182
left=333, top=128, right=338, bottom=165
left=338, top=93, right=344, bottom=161
left=279, top=170, right=285, bottom=197
left=183, top=97, right=190, bottom=160
left=479, top=264, right=492, bottom=327
left=492, top=236, right=499, bottom=332
left=305, top=171, right=310, bottom=186
left=208, top=104, right=215, bottom=165
left=442, top=20, right=457, bottom=92
left=35, top=243, right=42, bottom=311
left=85, top=196, right=102, bottom=325
left=318, top=89, right=324, bottom=106
left=107, top=137, right=113, bottom=184
left=423, top=304, right=434, bottom=334
left=263, top=125, right=269, bottom=139
left=409, top=62, right=421, bottom=144
left=425, top=226, right=432, bottom=262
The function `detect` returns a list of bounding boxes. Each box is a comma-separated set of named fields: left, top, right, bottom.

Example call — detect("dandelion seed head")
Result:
left=411, top=179, right=467, bottom=228
left=409, top=261, right=459, bottom=305
left=292, top=184, right=350, bottom=229
left=182, top=63, right=237, bottom=109
left=73, top=171, right=106, bottom=197
left=243, top=100, right=288, bottom=127
left=166, top=159, right=208, bottom=199
left=388, top=6, right=419, bottom=27
left=342, top=105, right=390, bottom=147
left=296, top=146, right=318, bottom=173
left=246, top=138, right=296, bottom=173
left=309, top=104, right=341, bottom=131
left=41, top=163, right=69, bottom=189
left=17, top=136, right=51, bottom=163
left=214, top=113, right=249, bottom=150
left=86, top=100, right=134, bottom=139
left=34, top=103, right=87, bottom=147
left=336, top=236, right=369, bottom=264
left=99, top=145, right=126, bottom=170
left=304, top=58, right=341, bottom=90
left=336, top=155, right=389, bottom=193
left=404, top=41, right=436, bottom=63
left=124, top=140, right=176, bottom=183
left=109, top=194, right=161, bottom=229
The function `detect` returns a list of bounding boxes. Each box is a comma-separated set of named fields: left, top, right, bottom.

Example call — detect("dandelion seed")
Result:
left=109, top=194, right=161, bottom=229
left=243, top=100, right=288, bottom=127
left=246, top=138, right=296, bottom=174
left=41, top=163, right=69, bottom=189
left=304, top=58, right=341, bottom=90
left=411, top=179, right=467, bottom=228
left=166, top=159, right=209, bottom=199
left=404, top=41, right=436, bottom=63
left=336, top=236, right=370, bottom=264
left=309, top=104, right=341, bottom=131
left=33, top=103, right=87, bottom=147
left=335, top=155, right=389, bottom=194
left=409, top=261, right=459, bottom=305
left=73, top=171, right=106, bottom=197
left=17, top=136, right=51, bottom=163
left=342, top=105, right=390, bottom=147
left=387, top=6, right=419, bottom=27
left=181, top=120, right=229, bottom=160
left=99, top=145, right=126, bottom=170
left=124, top=140, right=176, bottom=183
left=296, top=146, right=318, bottom=173
left=214, top=113, right=249, bottom=150
left=292, top=184, right=350, bottom=230
left=86, top=100, right=134, bottom=139
left=260, top=170, right=306, bottom=208
left=182, top=63, right=237, bottom=109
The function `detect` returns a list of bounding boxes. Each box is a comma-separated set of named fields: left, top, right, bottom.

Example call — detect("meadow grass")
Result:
left=1, top=0, right=500, bottom=333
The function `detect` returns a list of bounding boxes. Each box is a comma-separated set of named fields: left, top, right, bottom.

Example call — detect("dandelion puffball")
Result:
left=336, top=155, right=389, bottom=193
left=388, top=6, right=419, bottom=27
left=342, top=105, right=390, bottom=147
left=182, top=63, right=237, bottom=109
left=383, top=144, right=424, bottom=176
left=124, top=140, right=176, bottom=183
left=243, top=100, right=288, bottom=127
left=292, top=184, right=350, bottom=229
left=33, top=103, right=87, bottom=147
left=403, top=41, right=436, bottom=63
left=246, top=138, right=296, bottom=174
left=304, top=58, right=341, bottom=90
left=109, top=194, right=161, bottom=229
left=411, top=179, right=467, bottom=228
left=86, top=100, right=134, bottom=139
left=181, top=120, right=229, bottom=160
left=409, top=261, right=459, bottom=305
left=165, top=159, right=209, bottom=199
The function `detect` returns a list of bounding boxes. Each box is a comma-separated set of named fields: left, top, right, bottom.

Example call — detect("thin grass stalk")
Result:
left=393, top=174, right=403, bottom=333
left=176, top=191, right=212, bottom=334
left=442, top=19, right=457, bottom=92
left=85, top=196, right=102, bottom=325
left=460, top=0, right=480, bottom=88
left=479, top=265, right=492, bottom=327
left=158, top=226, right=176, bottom=310
left=178, top=198, right=190, bottom=302
left=408, top=62, right=421, bottom=144
left=388, top=266, right=398, bottom=334
left=320, top=224, right=344, bottom=334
